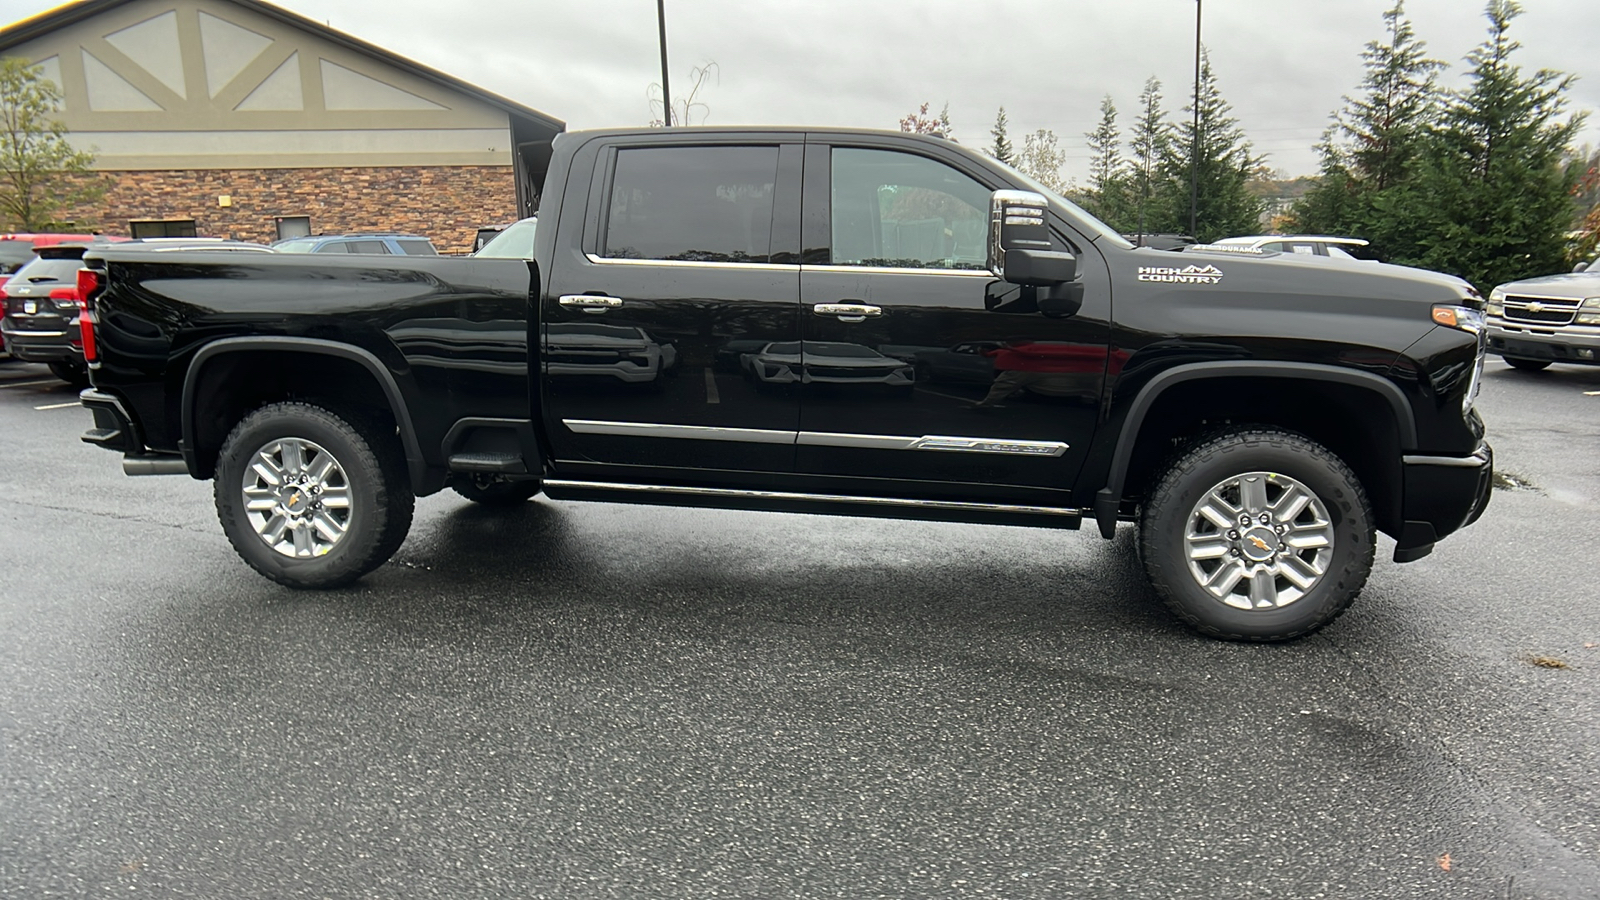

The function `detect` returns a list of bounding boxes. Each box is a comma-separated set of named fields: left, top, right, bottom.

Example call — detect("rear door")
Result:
left=540, top=135, right=803, bottom=478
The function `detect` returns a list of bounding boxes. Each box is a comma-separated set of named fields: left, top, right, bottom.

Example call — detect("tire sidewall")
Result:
left=1147, top=437, right=1372, bottom=640
left=215, top=407, right=384, bottom=587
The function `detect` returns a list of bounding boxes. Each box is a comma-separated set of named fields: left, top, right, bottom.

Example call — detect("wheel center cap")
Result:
left=1241, top=527, right=1277, bottom=561
left=282, top=487, right=311, bottom=516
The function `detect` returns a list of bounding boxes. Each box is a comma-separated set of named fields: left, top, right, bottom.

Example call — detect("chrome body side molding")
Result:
left=542, top=479, right=1083, bottom=518
left=562, top=420, right=1068, bottom=457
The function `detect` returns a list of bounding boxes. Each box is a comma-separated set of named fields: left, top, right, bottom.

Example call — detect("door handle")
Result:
left=813, top=302, right=882, bottom=324
left=559, top=294, right=623, bottom=315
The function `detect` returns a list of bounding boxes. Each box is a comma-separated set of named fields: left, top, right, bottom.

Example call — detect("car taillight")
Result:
left=49, top=286, right=81, bottom=310
left=76, top=268, right=102, bottom=363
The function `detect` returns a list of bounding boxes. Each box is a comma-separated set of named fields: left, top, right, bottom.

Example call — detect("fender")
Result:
left=1091, top=361, right=1418, bottom=537
left=181, top=336, right=428, bottom=490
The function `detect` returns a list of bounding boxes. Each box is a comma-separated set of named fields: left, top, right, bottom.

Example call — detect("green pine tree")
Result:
left=1386, top=0, right=1584, bottom=289
left=1162, top=50, right=1264, bottom=243
left=1290, top=1, right=1443, bottom=246
left=1082, top=96, right=1132, bottom=229
left=1127, top=77, right=1181, bottom=239
left=989, top=106, right=1013, bottom=164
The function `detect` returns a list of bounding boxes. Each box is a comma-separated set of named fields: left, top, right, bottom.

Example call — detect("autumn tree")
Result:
left=0, top=57, right=99, bottom=231
left=1014, top=128, right=1067, bottom=193
left=900, top=102, right=953, bottom=139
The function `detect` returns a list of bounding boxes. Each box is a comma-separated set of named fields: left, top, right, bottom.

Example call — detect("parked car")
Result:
left=1124, top=232, right=1196, bottom=251
left=473, top=216, right=537, bottom=258
left=271, top=233, right=438, bottom=255
left=1, top=232, right=127, bottom=360
left=1208, top=234, right=1383, bottom=262
left=1485, top=256, right=1600, bottom=371
left=3, top=239, right=271, bottom=385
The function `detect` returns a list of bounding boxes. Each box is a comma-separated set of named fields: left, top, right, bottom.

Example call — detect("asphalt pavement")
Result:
left=1, top=358, right=1597, bottom=899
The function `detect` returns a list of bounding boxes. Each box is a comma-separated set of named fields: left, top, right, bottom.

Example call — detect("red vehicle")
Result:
left=0, top=233, right=124, bottom=360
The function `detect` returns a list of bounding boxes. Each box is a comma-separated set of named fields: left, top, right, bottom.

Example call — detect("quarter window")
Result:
left=829, top=148, right=989, bottom=270
left=604, top=146, right=779, bottom=264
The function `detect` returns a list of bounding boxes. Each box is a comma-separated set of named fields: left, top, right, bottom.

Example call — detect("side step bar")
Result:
left=541, top=479, right=1084, bottom=530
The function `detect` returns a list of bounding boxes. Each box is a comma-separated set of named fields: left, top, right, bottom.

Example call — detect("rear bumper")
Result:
left=0, top=322, right=78, bottom=363
left=80, top=388, right=141, bottom=453
left=1393, top=442, right=1493, bottom=563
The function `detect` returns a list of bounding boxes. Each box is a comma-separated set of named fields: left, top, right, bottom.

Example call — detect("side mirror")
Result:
left=987, top=190, right=1079, bottom=286
left=1575, top=261, right=1590, bottom=273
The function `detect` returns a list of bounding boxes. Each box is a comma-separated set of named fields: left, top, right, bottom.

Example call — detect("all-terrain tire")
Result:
left=214, top=401, right=414, bottom=588
left=1139, top=428, right=1375, bottom=642
left=450, top=475, right=541, bottom=506
left=1502, top=356, right=1552, bottom=372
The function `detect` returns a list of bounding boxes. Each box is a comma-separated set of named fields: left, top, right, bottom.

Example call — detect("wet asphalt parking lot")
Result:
left=1, top=358, right=1597, bottom=899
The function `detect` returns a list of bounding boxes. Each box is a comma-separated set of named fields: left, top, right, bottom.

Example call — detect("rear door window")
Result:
left=6, top=257, right=85, bottom=292
left=602, top=145, right=779, bottom=263
left=396, top=239, right=437, bottom=255
left=345, top=240, right=390, bottom=254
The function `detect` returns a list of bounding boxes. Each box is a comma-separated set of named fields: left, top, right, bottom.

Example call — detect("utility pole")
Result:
left=656, top=0, right=672, bottom=126
left=1190, top=0, right=1201, bottom=237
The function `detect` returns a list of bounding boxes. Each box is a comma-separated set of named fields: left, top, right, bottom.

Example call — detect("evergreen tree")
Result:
left=1162, top=50, right=1264, bottom=243
left=1290, top=2, right=1442, bottom=243
left=1390, top=0, right=1583, bottom=289
left=1082, top=96, right=1133, bottom=229
left=989, top=106, right=1014, bottom=165
left=1127, top=77, right=1181, bottom=239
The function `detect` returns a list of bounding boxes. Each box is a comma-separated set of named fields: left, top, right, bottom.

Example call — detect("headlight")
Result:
left=1578, top=297, right=1600, bottom=326
left=1489, top=287, right=1507, bottom=302
left=1432, top=304, right=1484, bottom=334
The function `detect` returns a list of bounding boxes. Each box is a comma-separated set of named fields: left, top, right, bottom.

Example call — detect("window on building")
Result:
left=129, top=219, right=198, bottom=239
left=603, top=145, right=779, bottom=264
left=275, top=216, right=312, bottom=240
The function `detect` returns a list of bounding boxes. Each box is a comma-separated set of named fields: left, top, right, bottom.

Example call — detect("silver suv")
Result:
left=1486, top=257, right=1600, bottom=371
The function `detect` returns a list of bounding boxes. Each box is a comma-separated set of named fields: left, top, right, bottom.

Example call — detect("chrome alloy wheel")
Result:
left=1183, top=471, right=1335, bottom=611
left=240, top=437, right=353, bottom=558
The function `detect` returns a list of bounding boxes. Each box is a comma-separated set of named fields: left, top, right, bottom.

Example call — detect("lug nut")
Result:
left=1230, top=547, right=1241, bottom=556
left=1228, top=530, right=1240, bottom=540
left=1259, top=513, right=1271, bottom=524
left=1275, top=524, right=1287, bottom=534
left=1239, top=514, right=1252, bottom=525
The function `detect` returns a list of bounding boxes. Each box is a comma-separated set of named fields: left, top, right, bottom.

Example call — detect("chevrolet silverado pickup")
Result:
left=76, top=127, right=1493, bottom=641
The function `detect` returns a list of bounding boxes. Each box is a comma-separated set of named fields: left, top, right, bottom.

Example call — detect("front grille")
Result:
left=1502, top=295, right=1580, bottom=325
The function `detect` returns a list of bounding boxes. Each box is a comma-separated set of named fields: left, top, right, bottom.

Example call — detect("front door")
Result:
left=796, top=142, right=1112, bottom=498
left=541, top=139, right=803, bottom=477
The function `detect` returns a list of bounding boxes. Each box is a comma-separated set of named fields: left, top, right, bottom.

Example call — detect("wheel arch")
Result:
left=1093, top=361, right=1417, bottom=539
left=182, top=337, right=429, bottom=491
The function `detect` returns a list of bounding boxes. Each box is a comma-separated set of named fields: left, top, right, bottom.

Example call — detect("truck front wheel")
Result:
left=214, top=401, right=414, bottom=588
left=1139, top=429, right=1375, bottom=641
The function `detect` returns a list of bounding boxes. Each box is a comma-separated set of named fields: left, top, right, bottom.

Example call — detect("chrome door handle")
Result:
left=813, top=302, right=882, bottom=323
left=559, top=294, right=623, bottom=314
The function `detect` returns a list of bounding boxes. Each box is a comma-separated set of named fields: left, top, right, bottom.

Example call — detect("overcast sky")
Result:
left=4, top=0, right=1597, bottom=182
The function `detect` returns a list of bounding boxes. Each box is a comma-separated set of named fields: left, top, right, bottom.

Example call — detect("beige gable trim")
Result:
left=3, top=0, right=516, bottom=169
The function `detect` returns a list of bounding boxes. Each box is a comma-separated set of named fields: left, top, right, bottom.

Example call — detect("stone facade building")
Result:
left=0, top=0, right=563, bottom=252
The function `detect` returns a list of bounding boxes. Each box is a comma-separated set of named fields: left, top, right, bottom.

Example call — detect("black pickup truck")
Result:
left=76, top=127, right=1492, bottom=641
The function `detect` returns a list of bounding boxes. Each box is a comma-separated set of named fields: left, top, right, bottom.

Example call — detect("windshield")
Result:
left=475, top=218, right=537, bottom=259
left=273, top=239, right=317, bottom=253
left=1001, top=166, right=1135, bottom=250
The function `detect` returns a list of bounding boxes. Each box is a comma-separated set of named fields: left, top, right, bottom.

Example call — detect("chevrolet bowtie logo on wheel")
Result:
left=1137, top=264, right=1225, bottom=284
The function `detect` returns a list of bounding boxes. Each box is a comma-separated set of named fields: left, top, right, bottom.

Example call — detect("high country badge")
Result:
left=1137, top=264, right=1224, bottom=284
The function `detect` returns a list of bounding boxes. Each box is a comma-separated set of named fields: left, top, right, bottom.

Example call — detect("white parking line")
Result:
left=1585, top=390, right=1600, bottom=396
left=704, top=367, right=720, bottom=404
left=1, top=379, right=62, bottom=389
left=34, top=401, right=80, bottom=410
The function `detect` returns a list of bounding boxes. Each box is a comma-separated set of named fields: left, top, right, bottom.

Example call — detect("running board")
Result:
left=540, top=479, right=1084, bottom=530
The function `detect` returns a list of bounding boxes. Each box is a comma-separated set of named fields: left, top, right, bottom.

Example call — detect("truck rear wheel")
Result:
left=450, top=474, right=541, bottom=506
left=1139, top=429, right=1374, bottom=641
left=214, top=401, right=414, bottom=588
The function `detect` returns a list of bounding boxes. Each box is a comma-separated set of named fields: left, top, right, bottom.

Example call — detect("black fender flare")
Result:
left=1091, top=361, right=1417, bottom=537
left=181, top=336, right=428, bottom=490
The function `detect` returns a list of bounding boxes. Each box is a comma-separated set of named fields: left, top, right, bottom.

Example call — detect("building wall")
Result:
left=60, top=165, right=516, bottom=254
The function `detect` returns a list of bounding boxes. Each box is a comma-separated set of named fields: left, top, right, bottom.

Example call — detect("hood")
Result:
left=1493, top=271, right=1600, bottom=298
left=1169, top=245, right=1477, bottom=302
